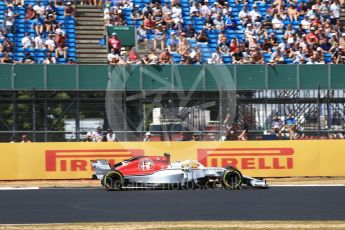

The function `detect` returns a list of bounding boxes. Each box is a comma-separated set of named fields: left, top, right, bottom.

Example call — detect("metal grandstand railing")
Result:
left=0, top=89, right=344, bottom=142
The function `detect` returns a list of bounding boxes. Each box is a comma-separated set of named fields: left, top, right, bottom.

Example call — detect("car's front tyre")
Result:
left=222, top=168, right=243, bottom=190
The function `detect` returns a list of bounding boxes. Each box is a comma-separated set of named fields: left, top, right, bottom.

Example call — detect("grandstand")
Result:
left=0, top=0, right=76, bottom=64
left=1, top=0, right=345, bottom=142
left=1, top=0, right=345, bottom=64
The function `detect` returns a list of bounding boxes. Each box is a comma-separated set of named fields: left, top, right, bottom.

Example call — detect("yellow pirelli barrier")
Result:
left=1, top=140, right=345, bottom=180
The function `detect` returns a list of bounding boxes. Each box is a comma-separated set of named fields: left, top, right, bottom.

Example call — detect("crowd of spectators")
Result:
left=271, top=113, right=345, bottom=139
left=104, top=0, right=345, bottom=65
left=1, top=0, right=345, bottom=65
left=84, top=127, right=119, bottom=142
left=220, top=112, right=345, bottom=141
left=0, top=0, right=76, bottom=64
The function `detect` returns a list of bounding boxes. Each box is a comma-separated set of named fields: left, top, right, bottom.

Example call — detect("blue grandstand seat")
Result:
left=182, top=11, right=190, bottom=17
left=264, top=53, right=271, bottom=62
left=67, top=53, right=76, bottom=58
left=27, top=29, right=36, bottom=34
left=222, top=55, right=232, bottom=64
left=66, top=28, right=75, bottom=34
left=208, top=43, right=217, bottom=49
left=208, top=38, right=217, bottom=43
left=324, top=57, right=332, bottom=63
left=65, top=16, right=75, bottom=20
left=16, top=19, right=25, bottom=24
left=324, top=53, right=331, bottom=58
left=16, top=33, right=24, bottom=38
left=198, top=43, right=208, bottom=48
left=201, top=48, right=210, bottom=53
left=324, top=53, right=332, bottom=63
left=15, top=52, right=24, bottom=58
left=188, top=40, right=196, bottom=49
left=6, top=33, right=14, bottom=39
left=202, top=53, right=211, bottom=58
left=184, top=20, right=192, bottom=25
left=56, top=7, right=65, bottom=15
left=15, top=23, right=25, bottom=29
left=284, top=58, right=293, bottom=64
left=293, top=25, right=300, bottom=31
left=55, top=19, right=65, bottom=25
left=67, top=34, right=75, bottom=39
left=135, top=20, right=143, bottom=26
left=275, top=34, right=284, bottom=42
left=25, top=47, right=35, bottom=52
left=173, top=56, right=181, bottom=64
left=284, top=20, right=290, bottom=25
left=35, top=52, right=45, bottom=58
left=68, top=48, right=76, bottom=53
left=15, top=47, right=24, bottom=52
left=15, top=28, right=25, bottom=33
left=226, top=29, right=235, bottom=34
left=56, top=15, right=65, bottom=20
left=236, top=34, right=245, bottom=40
left=67, top=43, right=76, bottom=48
left=194, top=24, right=203, bottom=31
left=35, top=57, right=45, bottom=63
left=57, top=58, right=66, bottom=64
left=24, top=0, right=35, bottom=5
left=194, top=18, right=204, bottom=23
left=126, top=20, right=134, bottom=25
left=208, top=34, right=217, bottom=39
left=65, top=25, right=75, bottom=30
left=263, top=53, right=271, bottom=58
left=67, top=38, right=75, bottom=44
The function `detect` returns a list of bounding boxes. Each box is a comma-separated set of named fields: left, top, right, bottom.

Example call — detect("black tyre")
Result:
left=222, top=168, right=243, bottom=190
left=102, top=171, right=124, bottom=191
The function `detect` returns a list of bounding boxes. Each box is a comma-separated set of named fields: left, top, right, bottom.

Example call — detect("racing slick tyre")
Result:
left=222, top=168, right=243, bottom=190
left=102, top=170, right=124, bottom=191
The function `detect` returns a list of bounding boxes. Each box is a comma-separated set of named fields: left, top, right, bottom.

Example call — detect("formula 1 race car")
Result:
left=91, top=153, right=268, bottom=190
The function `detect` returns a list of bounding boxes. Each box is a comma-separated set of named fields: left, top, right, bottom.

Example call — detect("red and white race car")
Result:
left=91, top=153, right=268, bottom=190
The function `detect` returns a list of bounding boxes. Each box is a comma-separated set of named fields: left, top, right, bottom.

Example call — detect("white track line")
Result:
left=0, top=187, right=39, bottom=190
left=270, top=184, right=345, bottom=187
left=0, top=185, right=344, bottom=190
left=40, top=184, right=345, bottom=189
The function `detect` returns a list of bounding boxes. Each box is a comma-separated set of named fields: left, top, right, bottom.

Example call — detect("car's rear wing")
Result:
left=90, top=160, right=111, bottom=180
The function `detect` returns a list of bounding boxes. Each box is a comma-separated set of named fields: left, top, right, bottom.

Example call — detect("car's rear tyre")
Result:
left=102, top=171, right=124, bottom=191
left=222, top=168, right=243, bottom=190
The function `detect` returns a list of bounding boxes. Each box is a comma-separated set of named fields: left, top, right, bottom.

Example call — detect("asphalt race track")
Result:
left=1, top=186, right=345, bottom=224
